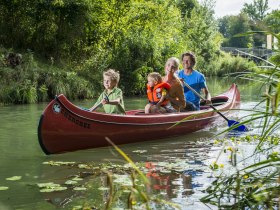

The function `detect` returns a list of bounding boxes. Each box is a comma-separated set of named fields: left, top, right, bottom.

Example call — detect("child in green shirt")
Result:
left=89, top=69, right=125, bottom=115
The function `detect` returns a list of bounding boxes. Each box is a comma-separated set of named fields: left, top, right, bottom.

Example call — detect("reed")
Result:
left=201, top=31, right=280, bottom=209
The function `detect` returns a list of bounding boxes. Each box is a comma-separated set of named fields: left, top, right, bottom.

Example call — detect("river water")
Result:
left=0, top=77, right=266, bottom=210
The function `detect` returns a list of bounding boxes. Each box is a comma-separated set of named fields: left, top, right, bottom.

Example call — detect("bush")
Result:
left=0, top=48, right=95, bottom=104
left=206, top=52, right=257, bottom=76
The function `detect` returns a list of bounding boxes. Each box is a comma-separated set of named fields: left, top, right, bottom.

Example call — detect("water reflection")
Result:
left=34, top=132, right=221, bottom=210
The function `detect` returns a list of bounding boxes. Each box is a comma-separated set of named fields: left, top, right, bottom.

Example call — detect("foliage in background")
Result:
left=206, top=52, right=257, bottom=76
left=218, top=1, right=279, bottom=49
left=218, top=14, right=254, bottom=48
left=0, top=0, right=279, bottom=103
left=183, top=0, right=223, bottom=72
left=0, top=48, right=94, bottom=104
left=264, top=10, right=280, bottom=33
left=242, top=0, right=269, bottom=21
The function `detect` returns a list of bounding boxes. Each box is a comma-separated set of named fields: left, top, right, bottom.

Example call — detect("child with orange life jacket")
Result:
left=145, top=72, right=171, bottom=114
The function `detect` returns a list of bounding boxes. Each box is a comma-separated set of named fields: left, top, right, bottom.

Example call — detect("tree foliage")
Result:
left=242, top=0, right=269, bottom=21
left=218, top=14, right=253, bottom=48
left=218, top=2, right=280, bottom=48
left=0, top=0, right=233, bottom=103
left=264, top=9, right=280, bottom=33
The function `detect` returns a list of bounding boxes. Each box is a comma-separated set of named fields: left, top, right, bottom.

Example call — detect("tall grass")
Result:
left=201, top=31, right=280, bottom=209
left=0, top=48, right=95, bottom=104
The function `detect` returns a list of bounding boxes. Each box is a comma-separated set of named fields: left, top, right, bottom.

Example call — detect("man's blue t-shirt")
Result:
left=177, top=69, right=206, bottom=109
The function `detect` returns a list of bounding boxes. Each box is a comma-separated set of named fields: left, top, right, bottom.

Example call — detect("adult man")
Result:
left=177, top=52, right=211, bottom=111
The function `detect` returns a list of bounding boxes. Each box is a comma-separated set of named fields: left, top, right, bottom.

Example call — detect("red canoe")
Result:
left=38, top=84, right=240, bottom=154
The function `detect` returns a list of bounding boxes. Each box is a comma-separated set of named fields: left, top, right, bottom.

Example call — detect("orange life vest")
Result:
left=147, top=82, right=171, bottom=106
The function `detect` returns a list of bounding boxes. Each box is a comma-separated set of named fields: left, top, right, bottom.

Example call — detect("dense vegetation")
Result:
left=201, top=31, right=280, bottom=209
left=0, top=0, right=279, bottom=104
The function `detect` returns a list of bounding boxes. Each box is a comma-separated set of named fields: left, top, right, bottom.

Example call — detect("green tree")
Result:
left=242, top=0, right=269, bottom=21
left=218, top=14, right=253, bottom=48
left=241, top=0, right=270, bottom=48
left=182, top=0, right=223, bottom=72
left=265, top=9, right=280, bottom=33
left=176, top=0, right=199, bottom=18
left=108, top=0, right=185, bottom=95
left=0, top=0, right=96, bottom=60
left=0, top=0, right=228, bottom=102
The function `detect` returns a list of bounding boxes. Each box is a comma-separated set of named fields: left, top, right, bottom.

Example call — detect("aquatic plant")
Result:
left=201, top=31, right=280, bottom=209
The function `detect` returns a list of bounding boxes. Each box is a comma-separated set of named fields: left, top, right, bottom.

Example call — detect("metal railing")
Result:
left=221, top=47, right=274, bottom=59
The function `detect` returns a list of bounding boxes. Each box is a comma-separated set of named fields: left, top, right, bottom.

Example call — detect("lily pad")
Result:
left=6, top=176, right=22, bottom=181
left=132, top=150, right=147, bottom=154
left=0, top=186, right=9, bottom=191
left=98, top=187, right=109, bottom=191
left=43, top=161, right=75, bottom=166
left=73, top=187, right=87, bottom=191
left=78, top=164, right=91, bottom=169
left=37, top=182, right=59, bottom=188
left=37, top=182, right=67, bottom=192
left=72, top=176, right=83, bottom=181
left=65, top=180, right=78, bottom=185
left=40, top=186, right=67, bottom=192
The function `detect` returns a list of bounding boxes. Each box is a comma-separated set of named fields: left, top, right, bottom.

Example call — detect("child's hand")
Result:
left=156, top=104, right=161, bottom=110
left=101, top=98, right=108, bottom=104
left=101, top=96, right=109, bottom=105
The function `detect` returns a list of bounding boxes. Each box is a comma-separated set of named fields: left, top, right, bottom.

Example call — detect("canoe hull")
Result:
left=38, top=84, right=240, bottom=154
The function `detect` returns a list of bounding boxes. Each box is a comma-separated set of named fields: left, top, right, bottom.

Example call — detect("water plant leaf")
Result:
left=78, top=164, right=91, bottom=169
left=42, top=161, right=75, bottom=166
left=40, top=186, right=67, bottom=192
left=132, top=150, right=147, bottom=154
left=72, top=176, right=83, bottom=181
left=37, top=182, right=67, bottom=192
left=73, top=187, right=87, bottom=191
left=98, top=187, right=110, bottom=191
left=65, top=180, right=78, bottom=185
left=37, top=182, right=59, bottom=188
left=6, top=176, right=22, bottom=181
left=0, top=186, right=9, bottom=190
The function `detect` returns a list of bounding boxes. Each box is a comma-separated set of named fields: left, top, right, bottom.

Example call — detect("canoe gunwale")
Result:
left=55, top=93, right=233, bottom=126
left=55, top=96, right=231, bottom=126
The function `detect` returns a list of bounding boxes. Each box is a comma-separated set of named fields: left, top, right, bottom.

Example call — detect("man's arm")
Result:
left=202, top=87, right=211, bottom=104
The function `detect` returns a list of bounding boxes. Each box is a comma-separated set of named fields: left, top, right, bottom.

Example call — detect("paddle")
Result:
left=88, top=101, right=103, bottom=112
left=182, top=81, right=248, bottom=132
left=89, top=94, right=110, bottom=112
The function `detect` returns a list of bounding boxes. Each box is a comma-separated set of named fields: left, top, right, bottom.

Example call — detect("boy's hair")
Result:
left=103, top=69, right=120, bottom=84
left=167, top=57, right=180, bottom=70
left=181, top=52, right=196, bottom=66
left=148, top=72, right=162, bottom=83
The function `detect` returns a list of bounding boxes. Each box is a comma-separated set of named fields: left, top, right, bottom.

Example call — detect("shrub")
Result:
left=206, top=52, right=257, bottom=76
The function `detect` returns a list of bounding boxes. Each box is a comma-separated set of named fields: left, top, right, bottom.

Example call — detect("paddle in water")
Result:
left=182, top=81, right=248, bottom=132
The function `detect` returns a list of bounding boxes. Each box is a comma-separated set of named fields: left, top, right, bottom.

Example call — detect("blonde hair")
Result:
left=167, top=57, right=180, bottom=70
left=103, top=69, right=120, bottom=84
left=148, top=72, right=162, bottom=83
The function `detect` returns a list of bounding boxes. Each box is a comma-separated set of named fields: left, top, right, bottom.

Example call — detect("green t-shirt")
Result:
left=94, top=87, right=125, bottom=115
